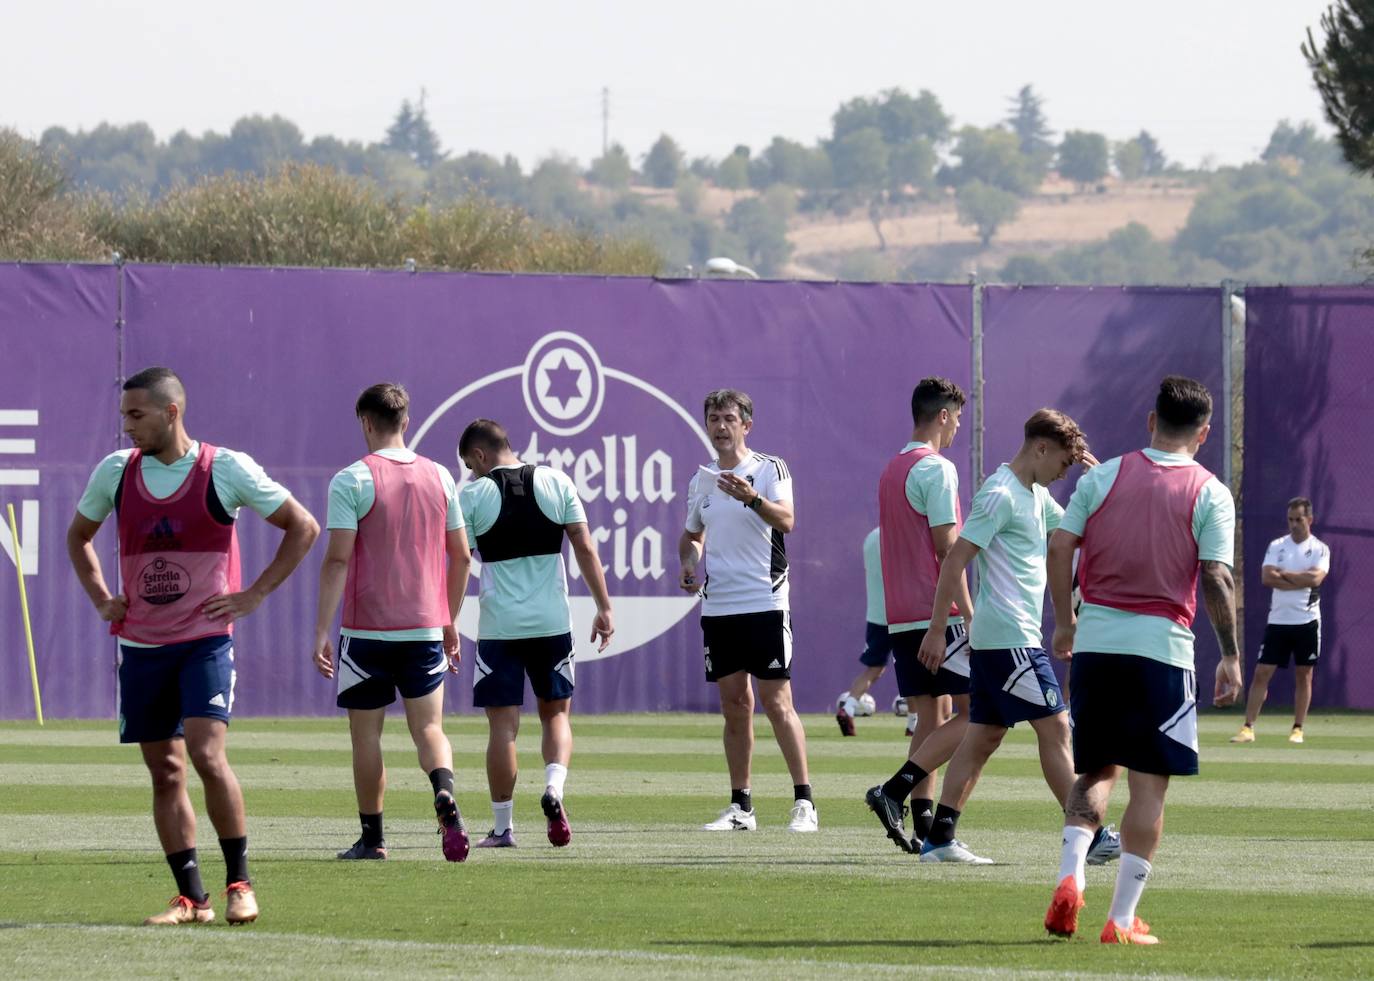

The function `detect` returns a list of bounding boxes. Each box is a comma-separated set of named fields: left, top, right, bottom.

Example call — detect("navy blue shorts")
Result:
left=336, top=636, right=447, bottom=710
left=118, top=635, right=235, bottom=744
left=474, top=632, right=575, bottom=707
left=892, top=622, right=971, bottom=698
left=859, top=621, right=894, bottom=668
left=1070, top=651, right=1198, bottom=777
left=968, top=647, right=1066, bottom=728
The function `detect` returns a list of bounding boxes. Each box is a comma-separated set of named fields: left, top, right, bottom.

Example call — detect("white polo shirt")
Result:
left=1263, top=533, right=1330, bottom=625
left=685, top=451, right=792, bottom=616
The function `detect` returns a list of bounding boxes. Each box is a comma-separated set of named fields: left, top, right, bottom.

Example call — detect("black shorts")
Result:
left=859, top=621, right=894, bottom=668
left=1069, top=651, right=1198, bottom=777
left=336, top=636, right=446, bottom=710
left=1258, top=621, right=1320, bottom=668
left=702, top=610, right=791, bottom=682
left=891, top=622, right=971, bottom=698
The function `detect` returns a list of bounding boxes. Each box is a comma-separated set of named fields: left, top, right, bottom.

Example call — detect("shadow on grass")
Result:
left=652, top=938, right=1058, bottom=951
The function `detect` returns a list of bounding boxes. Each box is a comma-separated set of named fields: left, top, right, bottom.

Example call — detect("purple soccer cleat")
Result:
left=541, top=790, right=572, bottom=847
left=475, top=829, right=517, bottom=848
left=435, top=791, right=470, bottom=863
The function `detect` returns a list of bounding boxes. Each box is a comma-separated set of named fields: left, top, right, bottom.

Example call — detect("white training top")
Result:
left=1263, top=533, right=1331, bottom=625
left=685, top=451, right=793, bottom=617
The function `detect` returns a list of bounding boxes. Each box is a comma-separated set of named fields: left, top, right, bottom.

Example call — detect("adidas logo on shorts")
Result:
left=768, top=659, right=782, bottom=669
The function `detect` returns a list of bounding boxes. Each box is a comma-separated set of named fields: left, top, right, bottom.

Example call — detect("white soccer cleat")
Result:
left=703, top=803, right=757, bottom=831
left=919, top=839, right=994, bottom=864
left=786, top=799, right=819, bottom=832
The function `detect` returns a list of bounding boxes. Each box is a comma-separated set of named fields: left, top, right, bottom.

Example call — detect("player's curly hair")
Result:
left=1024, top=408, right=1089, bottom=462
left=703, top=389, right=753, bottom=423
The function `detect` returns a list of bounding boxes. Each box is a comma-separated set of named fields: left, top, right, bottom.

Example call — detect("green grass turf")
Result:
left=3, top=711, right=1373, bottom=979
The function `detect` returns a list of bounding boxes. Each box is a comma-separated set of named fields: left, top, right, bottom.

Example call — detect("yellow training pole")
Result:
left=7, top=503, right=42, bottom=725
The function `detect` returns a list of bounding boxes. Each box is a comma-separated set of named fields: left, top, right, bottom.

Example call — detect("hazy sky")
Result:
left=2, top=0, right=1337, bottom=169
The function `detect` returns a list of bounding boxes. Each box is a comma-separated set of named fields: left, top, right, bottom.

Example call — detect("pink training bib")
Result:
left=116, top=442, right=241, bottom=645
left=879, top=445, right=963, bottom=625
left=1078, top=450, right=1213, bottom=627
left=342, top=453, right=450, bottom=631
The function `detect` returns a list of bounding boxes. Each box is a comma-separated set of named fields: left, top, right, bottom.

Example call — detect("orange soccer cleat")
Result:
left=1044, top=875, right=1085, bottom=938
left=1100, top=916, right=1158, bottom=945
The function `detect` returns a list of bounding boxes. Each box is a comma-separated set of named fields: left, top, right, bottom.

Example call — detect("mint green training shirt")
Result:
left=1058, top=448, right=1235, bottom=669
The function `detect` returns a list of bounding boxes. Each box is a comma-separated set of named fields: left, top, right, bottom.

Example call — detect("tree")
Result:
left=384, top=98, right=444, bottom=169
left=1303, top=0, right=1374, bottom=173
left=888, top=138, right=937, bottom=193
left=675, top=173, right=704, bottom=214
left=829, top=127, right=889, bottom=190
left=1114, top=140, right=1145, bottom=180
left=1263, top=120, right=1342, bottom=167
left=1005, top=85, right=1054, bottom=179
left=1133, top=130, right=1167, bottom=175
left=642, top=134, right=684, bottom=188
left=876, top=88, right=950, bottom=146
left=956, top=179, right=1021, bottom=247
left=1058, top=130, right=1109, bottom=187
left=716, top=147, right=750, bottom=191
left=948, top=127, right=1038, bottom=195
left=726, top=194, right=791, bottom=275
left=588, top=143, right=633, bottom=189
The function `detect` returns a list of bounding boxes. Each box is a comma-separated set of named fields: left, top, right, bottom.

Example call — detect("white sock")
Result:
left=545, top=762, right=568, bottom=798
left=491, top=800, right=514, bottom=835
left=1059, top=825, right=1095, bottom=892
left=843, top=696, right=860, bottom=717
left=907, top=712, right=918, bottom=728
left=1109, top=853, right=1152, bottom=929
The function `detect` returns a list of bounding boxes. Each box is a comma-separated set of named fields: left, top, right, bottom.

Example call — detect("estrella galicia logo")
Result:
left=138, top=556, right=191, bottom=605
left=411, top=332, right=714, bottom=662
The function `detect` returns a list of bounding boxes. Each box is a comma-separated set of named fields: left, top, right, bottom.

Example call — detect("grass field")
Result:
left=3, top=710, right=1373, bottom=979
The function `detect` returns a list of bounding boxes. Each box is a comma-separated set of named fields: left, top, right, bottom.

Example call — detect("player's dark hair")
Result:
left=122, top=366, right=186, bottom=409
left=1288, top=496, right=1313, bottom=515
left=355, top=383, right=409, bottom=434
left=1154, top=375, right=1212, bottom=436
left=703, top=389, right=753, bottom=423
left=1024, top=408, right=1089, bottom=462
left=911, top=376, right=966, bottom=426
left=459, top=418, right=511, bottom=457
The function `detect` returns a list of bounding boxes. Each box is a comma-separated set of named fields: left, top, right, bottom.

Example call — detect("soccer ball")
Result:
left=892, top=695, right=909, bottom=717
left=835, top=691, right=877, bottom=716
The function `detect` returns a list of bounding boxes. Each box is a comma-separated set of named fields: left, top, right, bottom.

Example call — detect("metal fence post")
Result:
left=970, top=276, right=984, bottom=490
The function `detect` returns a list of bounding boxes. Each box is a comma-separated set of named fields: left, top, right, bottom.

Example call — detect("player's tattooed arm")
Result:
left=1200, top=560, right=1240, bottom=660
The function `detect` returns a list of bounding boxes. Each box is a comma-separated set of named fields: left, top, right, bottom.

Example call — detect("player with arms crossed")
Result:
left=904, top=410, right=1118, bottom=864
left=865, top=377, right=976, bottom=853
left=458, top=419, right=614, bottom=848
left=1231, top=497, right=1330, bottom=745
left=680, top=389, right=817, bottom=832
left=312, top=383, right=473, bottom=862
left=66, top=367, right=319, bottom=925
left=1043, top=376, right=1240, bottom=944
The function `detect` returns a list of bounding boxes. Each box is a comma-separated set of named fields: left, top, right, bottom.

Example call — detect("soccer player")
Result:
left=864, top=377, right=976, bottom=853
left=1043, top=376, right=1241, bottom=945
left=312, top=384, right=473, bottom=862
left=679, top=389, right=816, bottom=832
left=900, top=410, right=1117, bottom=865
left=1231, top=497, right=1330, bottom=745
left=66, top=367, right=319, bottom=926
left=457, top=419, right=614, bottom=848
left=836, top=527, right=909, bottom=737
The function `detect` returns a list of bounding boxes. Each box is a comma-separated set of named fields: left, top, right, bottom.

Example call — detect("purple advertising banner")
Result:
left=982, top=286, right=1227, bottom=675
left=1243, top=288, right=1374, bottom=709
left=116, top=266, right=972, bottom=716
left=0, top=264, right=120, bottom=719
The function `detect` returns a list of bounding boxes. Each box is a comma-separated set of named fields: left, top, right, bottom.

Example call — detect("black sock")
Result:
left=927, top=803, right=961, bottom=846
left=360, top=811, right=384, bottom=848
left=218, top=836, right=249, bottom=886
left=881, top=760, right=928, bottom=803
left=910, top=798, right=935, bottom=841
left=731, top=788, right=753, bottom=812
left=429, top=767, right=455, bottom=797
left=166, top=848, right=208, bottom=903
left=793, top=784, right=813, bottom=803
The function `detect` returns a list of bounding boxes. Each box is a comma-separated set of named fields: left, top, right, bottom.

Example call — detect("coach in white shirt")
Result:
left=679, top=389, right=817, bottom=833
left=1232, top=497, right=1331, bottom=745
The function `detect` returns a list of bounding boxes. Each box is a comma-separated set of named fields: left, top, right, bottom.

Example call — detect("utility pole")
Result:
left=601, top=86, right=609, bottom=156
